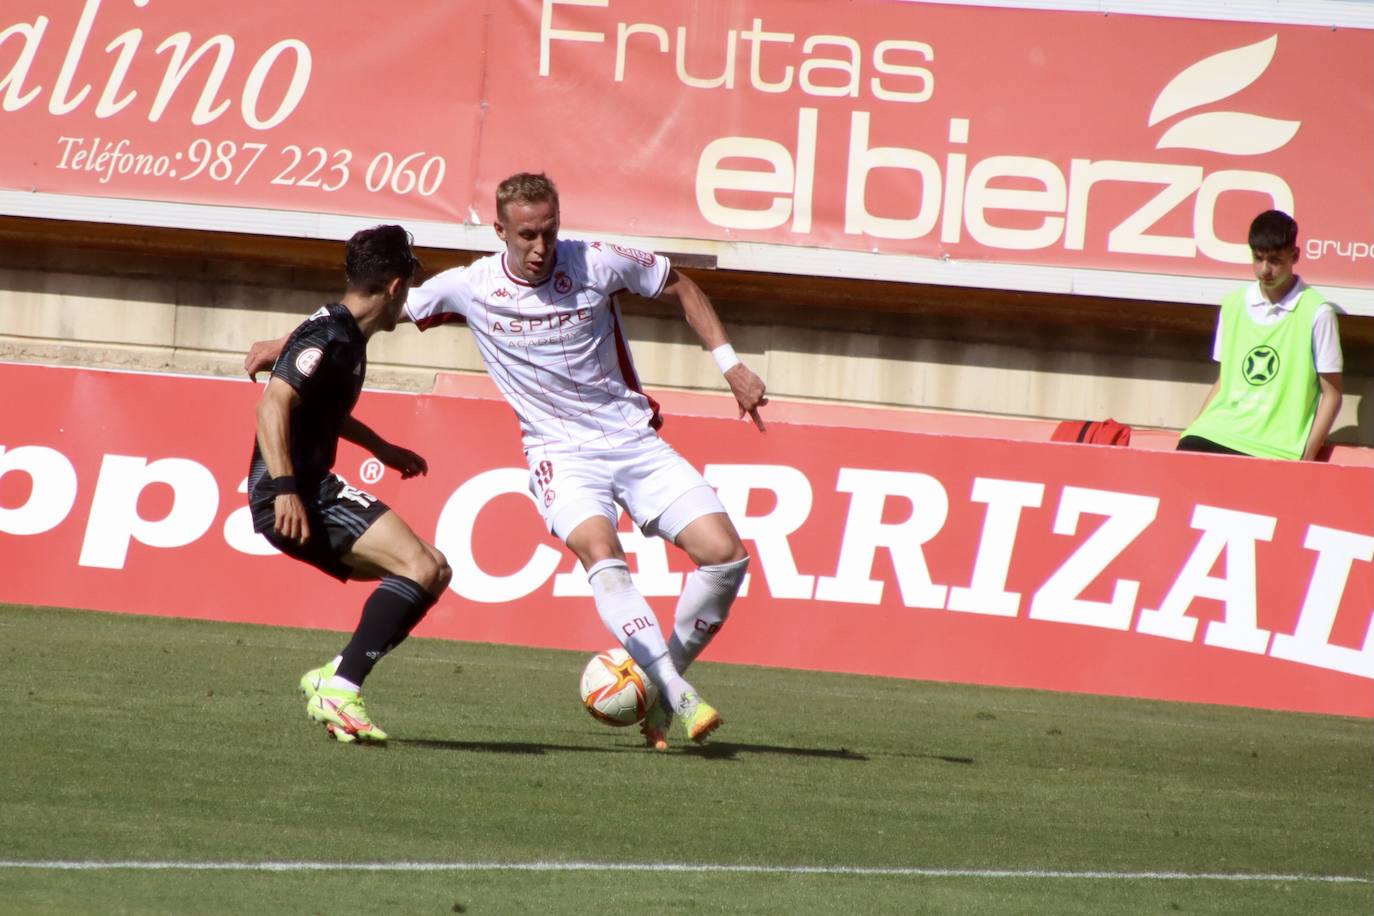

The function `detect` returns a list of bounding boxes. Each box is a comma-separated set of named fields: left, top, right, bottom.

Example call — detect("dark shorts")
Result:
left=250, top=474, right=391, bottom=581
left=1176, top=435, right=1248, bottom=457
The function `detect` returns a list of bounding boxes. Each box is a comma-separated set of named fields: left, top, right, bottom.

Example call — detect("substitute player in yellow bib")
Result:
left=1178, top=210, right=1343, bottom=461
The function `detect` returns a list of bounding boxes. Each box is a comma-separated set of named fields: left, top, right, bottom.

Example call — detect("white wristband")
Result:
left=711, top=343, right=741, bottom=374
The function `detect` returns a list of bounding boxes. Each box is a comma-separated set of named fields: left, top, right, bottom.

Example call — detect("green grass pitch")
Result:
left=3, top=603, right=1370, bottom=914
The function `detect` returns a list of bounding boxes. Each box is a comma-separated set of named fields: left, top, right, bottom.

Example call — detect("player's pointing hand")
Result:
left=725, top=364, right=768, bottom=433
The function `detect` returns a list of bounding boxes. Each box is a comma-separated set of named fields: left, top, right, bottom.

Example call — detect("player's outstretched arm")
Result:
left=341, top=416, right=428, bottom=479
left=658, top=268, right=769, bottom=431
left=256, top=377, right=310, bottom=544
left=245, top=334, right=289, bottom=382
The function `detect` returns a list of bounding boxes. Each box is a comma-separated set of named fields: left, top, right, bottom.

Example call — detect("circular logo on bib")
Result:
left=1242, top=345, right=1279, bottom=386
left=295, top=347, right=324, bottom=377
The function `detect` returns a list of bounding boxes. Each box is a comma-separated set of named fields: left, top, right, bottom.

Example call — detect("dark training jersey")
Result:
left=249, top=303, right=366, bottom=488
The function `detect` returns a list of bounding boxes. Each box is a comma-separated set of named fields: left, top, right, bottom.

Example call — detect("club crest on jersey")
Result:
left=295, top=347, right=324, bottom=377
left=554, top=271, right=573, bottom=294
left=609, top=244, right=655, bottom=267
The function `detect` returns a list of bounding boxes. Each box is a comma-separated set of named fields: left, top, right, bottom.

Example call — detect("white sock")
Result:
left=669, top=557, right=748, bottom=672
left=324, top=675, right=360, bottom=693
left=645, top=655, right=690, bottom=711
left=588, top=558, right=690, bottom=708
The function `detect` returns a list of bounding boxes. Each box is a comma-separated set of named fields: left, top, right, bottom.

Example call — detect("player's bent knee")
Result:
left=675, top=513, right=747, bottom=567
left=695, top=539, right=748, bottom=568
left=431, top=550, right=453, bottom=593
left=563, top=515, right=626, bottom=571
left=408, top=551, right=448, bottom=594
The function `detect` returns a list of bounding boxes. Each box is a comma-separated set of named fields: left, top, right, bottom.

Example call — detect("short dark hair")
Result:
left=344, top=225, right=419, bottom=293
left=1248, top=210, right=1298, bottom=252
left=496, top=172, right=559, bottom=222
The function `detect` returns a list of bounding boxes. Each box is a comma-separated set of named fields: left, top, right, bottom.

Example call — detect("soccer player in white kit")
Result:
left=249, top=172, right=767, bottom=748
left=415, top=173, right=766, bottom=747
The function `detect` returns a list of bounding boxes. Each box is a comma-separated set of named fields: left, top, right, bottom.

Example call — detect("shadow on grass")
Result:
left=683, top=743, right=972, bottom=764
left=900, top=752, right=976, bottom=765
left=681, top=741, right=869, bottom=762
left=391, top=737, right=631, bottom=754
left=393, top=737, right=974, bottom=765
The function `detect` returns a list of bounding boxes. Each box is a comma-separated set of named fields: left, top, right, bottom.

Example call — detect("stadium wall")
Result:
left=1, top=362, right=1370, bottom=718
left=1, top=220, right=1370, bottom=448
left=2, top=0, right=1370, bottom=442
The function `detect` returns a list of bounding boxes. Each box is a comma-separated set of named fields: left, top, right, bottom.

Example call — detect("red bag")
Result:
left=1051, top=418, right=1132, bottom=446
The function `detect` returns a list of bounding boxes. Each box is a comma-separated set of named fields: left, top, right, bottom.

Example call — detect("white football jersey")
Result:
left=404, top=239, right=671, bottom=452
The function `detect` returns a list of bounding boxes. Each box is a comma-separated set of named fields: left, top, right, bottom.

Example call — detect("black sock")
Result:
left=337, top=576, right=438, bottom=686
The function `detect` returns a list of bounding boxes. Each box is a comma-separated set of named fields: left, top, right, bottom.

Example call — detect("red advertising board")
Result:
left=2, top=363, right=1371, bottom=717
left=0, top=0, right=481, bottom=223
left=1, top=1, right=1370, bottom=292
left=493, top=1, right=1374, bottom=289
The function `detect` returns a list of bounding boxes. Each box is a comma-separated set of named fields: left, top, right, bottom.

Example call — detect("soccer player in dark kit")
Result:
left=248, top=224, right=451, bottom=744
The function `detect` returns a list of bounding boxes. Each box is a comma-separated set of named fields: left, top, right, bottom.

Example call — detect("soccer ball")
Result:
left=578, top=648, right=659, bottom=727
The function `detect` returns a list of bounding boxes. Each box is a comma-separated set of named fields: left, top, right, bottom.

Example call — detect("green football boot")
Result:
left=640, top=699, right=672, bottom=751
left=307, top=686, right=388, bottom=744
left=676, top=691, right=722, bottom=744
left=298, top=659, right=339, bottom=700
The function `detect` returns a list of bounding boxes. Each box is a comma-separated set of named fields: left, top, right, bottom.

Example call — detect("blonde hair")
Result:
left=496, top=172, right=559, bottom=222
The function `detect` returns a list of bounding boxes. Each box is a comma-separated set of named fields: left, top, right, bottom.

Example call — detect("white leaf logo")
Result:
left=1150, top=36, right=1275, bottom=125
left=1157, top=112, right=1300, bottom=155
left=1148, top=35, right=1300, bottom=155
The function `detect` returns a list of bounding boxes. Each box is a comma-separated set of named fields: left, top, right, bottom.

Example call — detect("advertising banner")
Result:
left=1, top=1, right=1370, bottom=293
left=0, top=0, right=480, bottom=223
left=2, top=363, right=1371, bottom=717
left=492, top=1, right=1374, bottom=289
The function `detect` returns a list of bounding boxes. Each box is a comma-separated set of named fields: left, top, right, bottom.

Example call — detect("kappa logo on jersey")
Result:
left=554, top=271, right=573, bottom=295
left=492, top=288, right=512, bottom=299
left=295, top=347, right=324, bottom=377
left=609, top=244, right=656, bottom=268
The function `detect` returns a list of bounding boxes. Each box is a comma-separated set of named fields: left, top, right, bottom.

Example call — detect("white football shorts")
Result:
left=526, top=437, right=726, bottom=542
